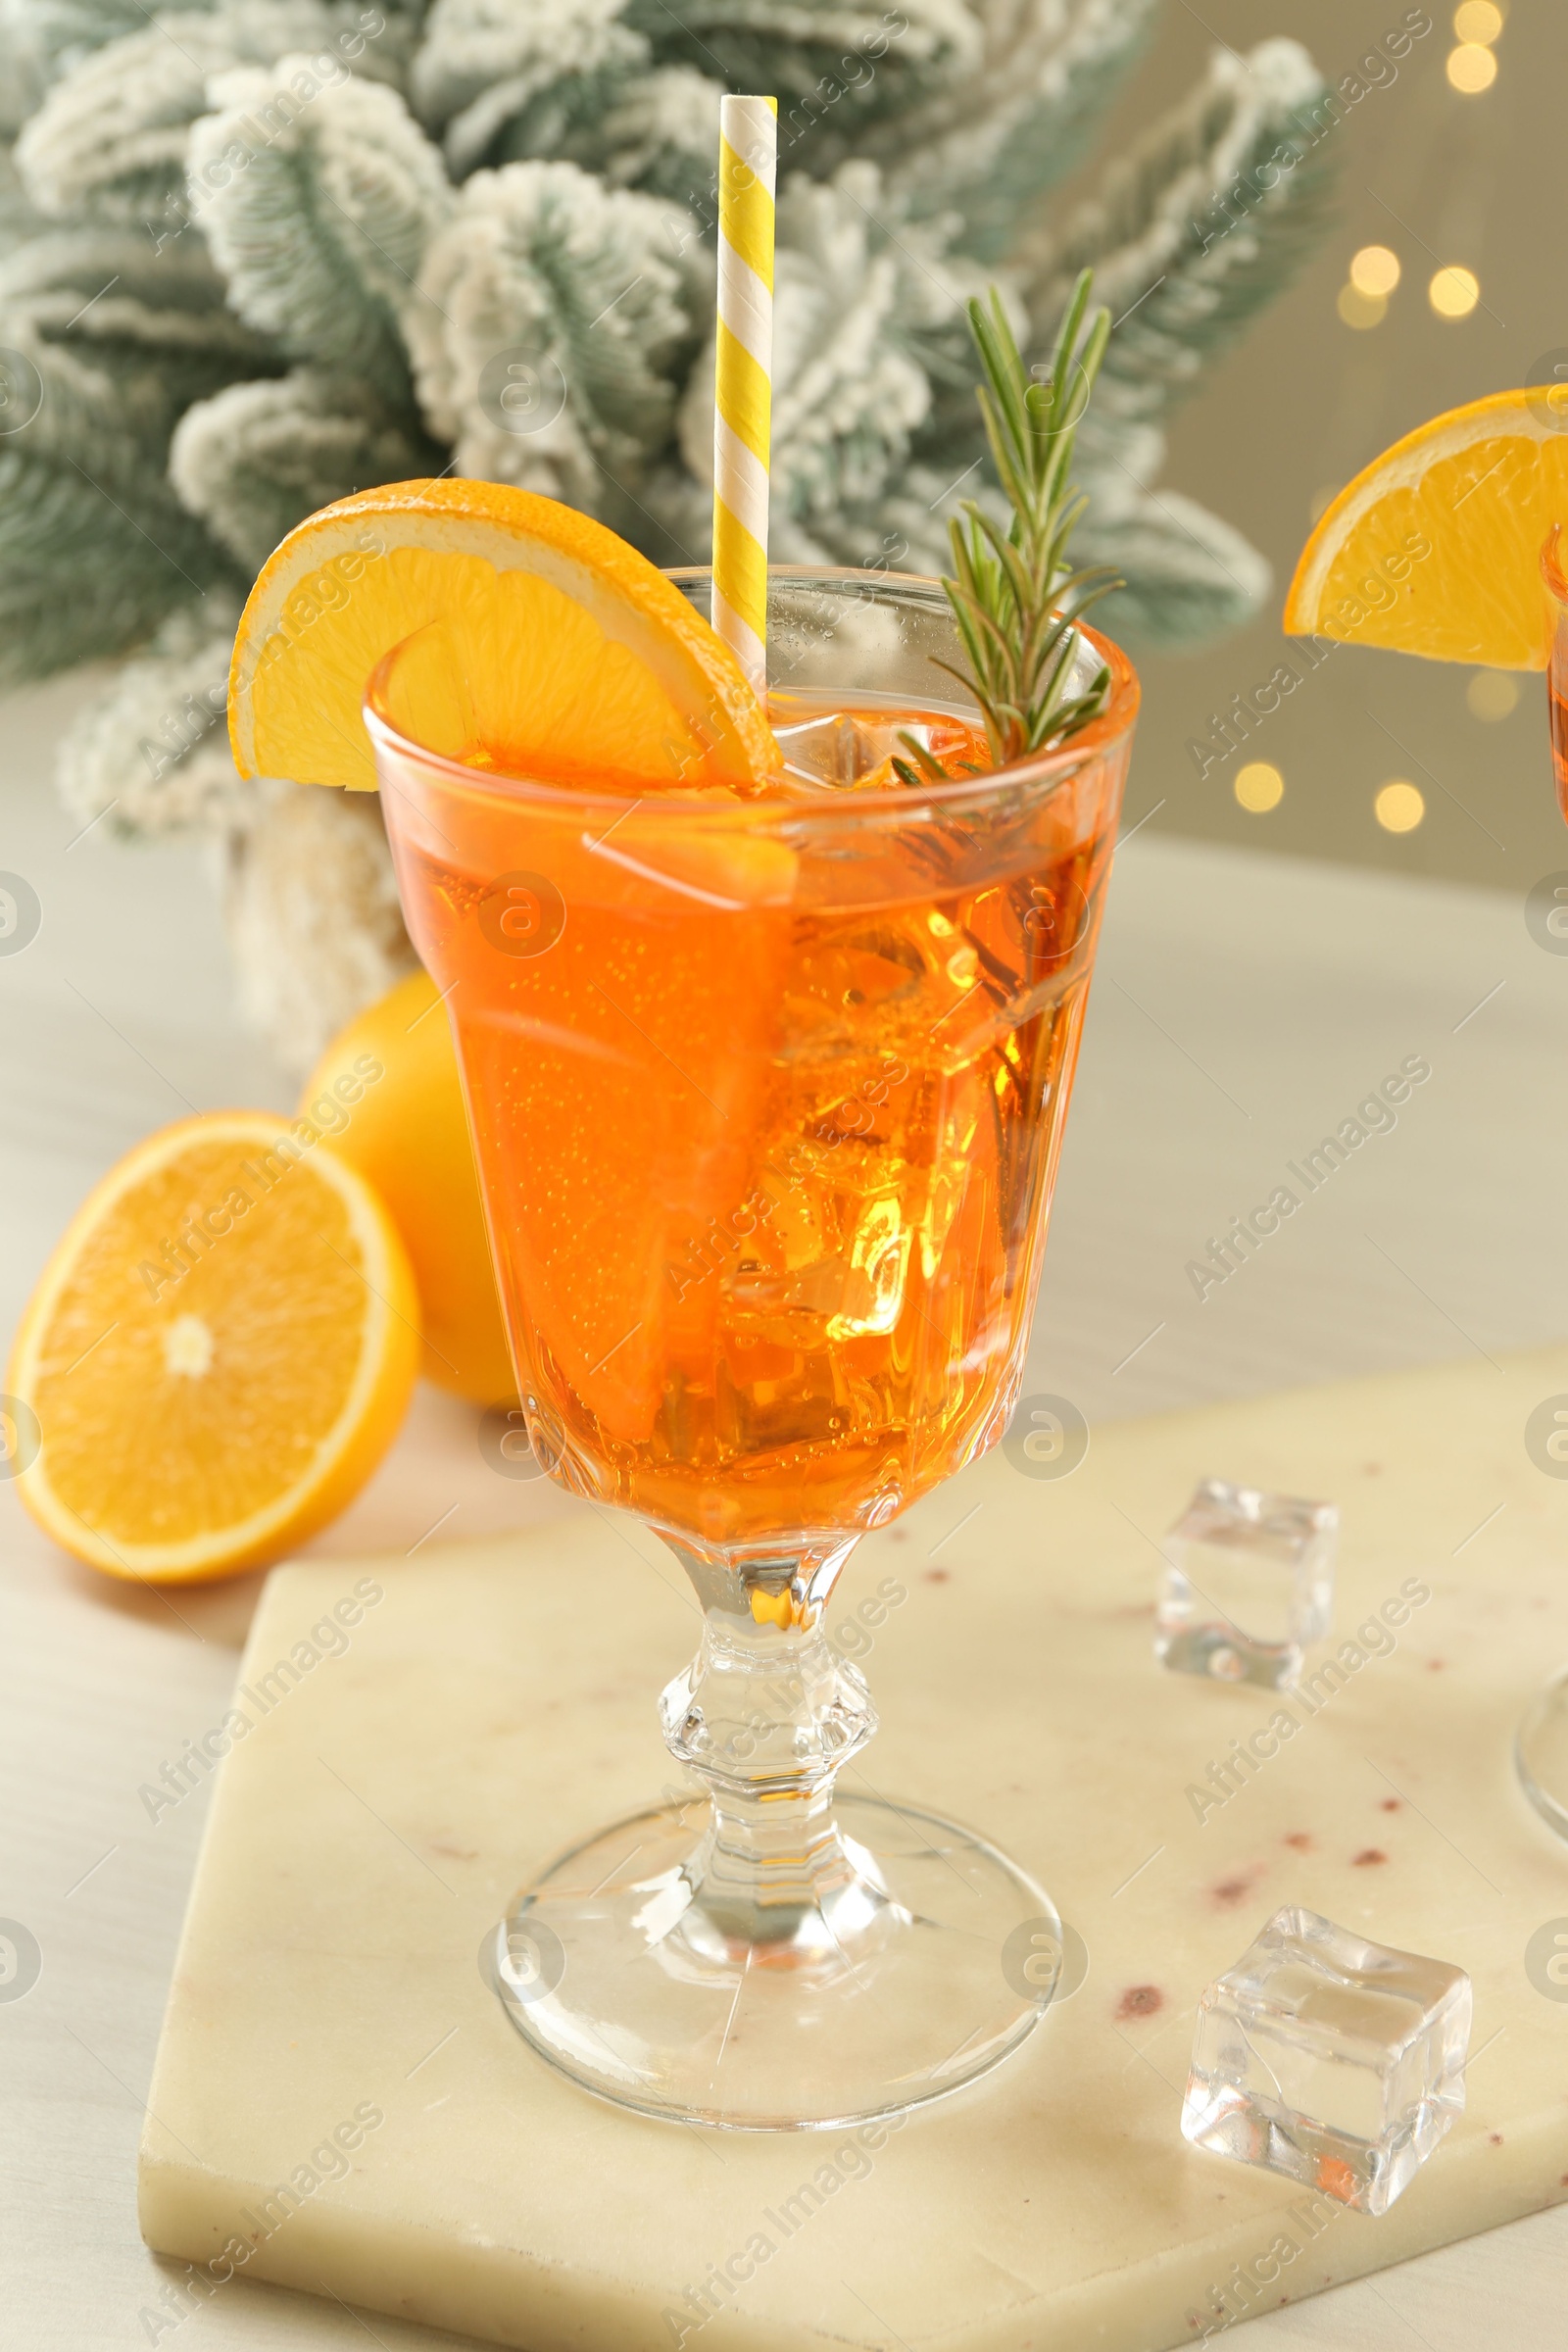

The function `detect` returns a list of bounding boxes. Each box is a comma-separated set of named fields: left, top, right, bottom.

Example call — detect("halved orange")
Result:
left=8, top=1113, right=419, bottom=1582
left=228, top=478, right=778, bottom=794
left=1285, top=389, right=1568, bottom=669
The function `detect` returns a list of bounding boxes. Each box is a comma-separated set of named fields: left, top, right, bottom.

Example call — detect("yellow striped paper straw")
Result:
left=713, top=93, right=776, bottom=700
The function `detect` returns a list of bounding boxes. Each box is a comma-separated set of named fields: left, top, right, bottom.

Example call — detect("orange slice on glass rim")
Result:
left=227, top=478, right=778, bottom=794
left=1285, top=388, right=1568, bottom=669
left=8, top=1113, right=419, bottom=1583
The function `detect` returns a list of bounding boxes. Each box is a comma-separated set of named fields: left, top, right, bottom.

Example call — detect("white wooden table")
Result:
left=4, top=670, right=1567, bottom=2348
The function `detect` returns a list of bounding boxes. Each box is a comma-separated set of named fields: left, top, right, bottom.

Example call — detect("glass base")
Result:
left=1517, top=1669, right=1568, bottom=1840
left=491, top=1790, right=1057, bottom=2131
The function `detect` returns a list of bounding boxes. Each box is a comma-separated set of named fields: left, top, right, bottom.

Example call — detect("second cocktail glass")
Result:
left=1519, top=525, right=1568, bottom=1843
left=370, top=565, right=1139, bottom=2128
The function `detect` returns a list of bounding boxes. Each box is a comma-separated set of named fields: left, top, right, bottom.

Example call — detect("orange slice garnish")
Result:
left=228, top=478, right=778, bottom=794
left=1285, top=389, right=1568, bottom=669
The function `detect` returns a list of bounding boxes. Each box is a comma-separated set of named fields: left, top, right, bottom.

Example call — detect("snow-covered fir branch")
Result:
left=0, top=0, right=1336, bottom=895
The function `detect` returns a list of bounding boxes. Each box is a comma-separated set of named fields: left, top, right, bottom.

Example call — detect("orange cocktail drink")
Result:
left=225, top=422, right=1142, bottom=2127
left=372, top=571, right=1134, bottom=1566
left=368, top=561, right=1139, bottom=2131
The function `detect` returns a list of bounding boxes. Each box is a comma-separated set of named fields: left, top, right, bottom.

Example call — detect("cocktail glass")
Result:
left=1518, top=525, right=1568, bottom=1841
left=368, top=565, right=1139, bottom=2127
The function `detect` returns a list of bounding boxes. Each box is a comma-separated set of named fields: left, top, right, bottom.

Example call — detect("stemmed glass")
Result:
left=368, top=566, right=1139, bottom=2127
left=1518, top=526, right=1568, bottom=1840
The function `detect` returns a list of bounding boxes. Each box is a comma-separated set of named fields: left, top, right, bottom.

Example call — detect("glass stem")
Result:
left=658, top=1539, right=891, bottom=1961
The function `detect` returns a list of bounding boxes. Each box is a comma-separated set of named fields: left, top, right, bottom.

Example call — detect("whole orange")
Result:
left=299, top=970, right=516, bottom=1405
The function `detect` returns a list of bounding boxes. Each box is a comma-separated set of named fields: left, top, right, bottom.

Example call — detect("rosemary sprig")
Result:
left=893, top=268, right=1122, bottom=789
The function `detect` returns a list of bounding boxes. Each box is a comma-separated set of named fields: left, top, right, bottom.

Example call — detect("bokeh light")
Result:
left=1429, top=266, right=1480, bottom=318
left=1235, top=762, right=1285, bottom=813
left=1350, top=245, right=1401, bottom=298
left=1375, top=781, right=1426, bottom=833
left=1467, top=670, right=1520, bottom=721
left=1338, top=282, right=1387, bottom=330
left=1446, top=42, right=1497, bottom=91
left=1452, top=2, right=1502, bottom=42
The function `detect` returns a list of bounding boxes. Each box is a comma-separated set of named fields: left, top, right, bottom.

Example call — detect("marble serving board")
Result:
left=138, top=1345, right=1568, bottom=2351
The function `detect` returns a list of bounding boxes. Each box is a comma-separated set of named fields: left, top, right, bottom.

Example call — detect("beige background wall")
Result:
left=1089, top=0, right=1563, bottom=888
